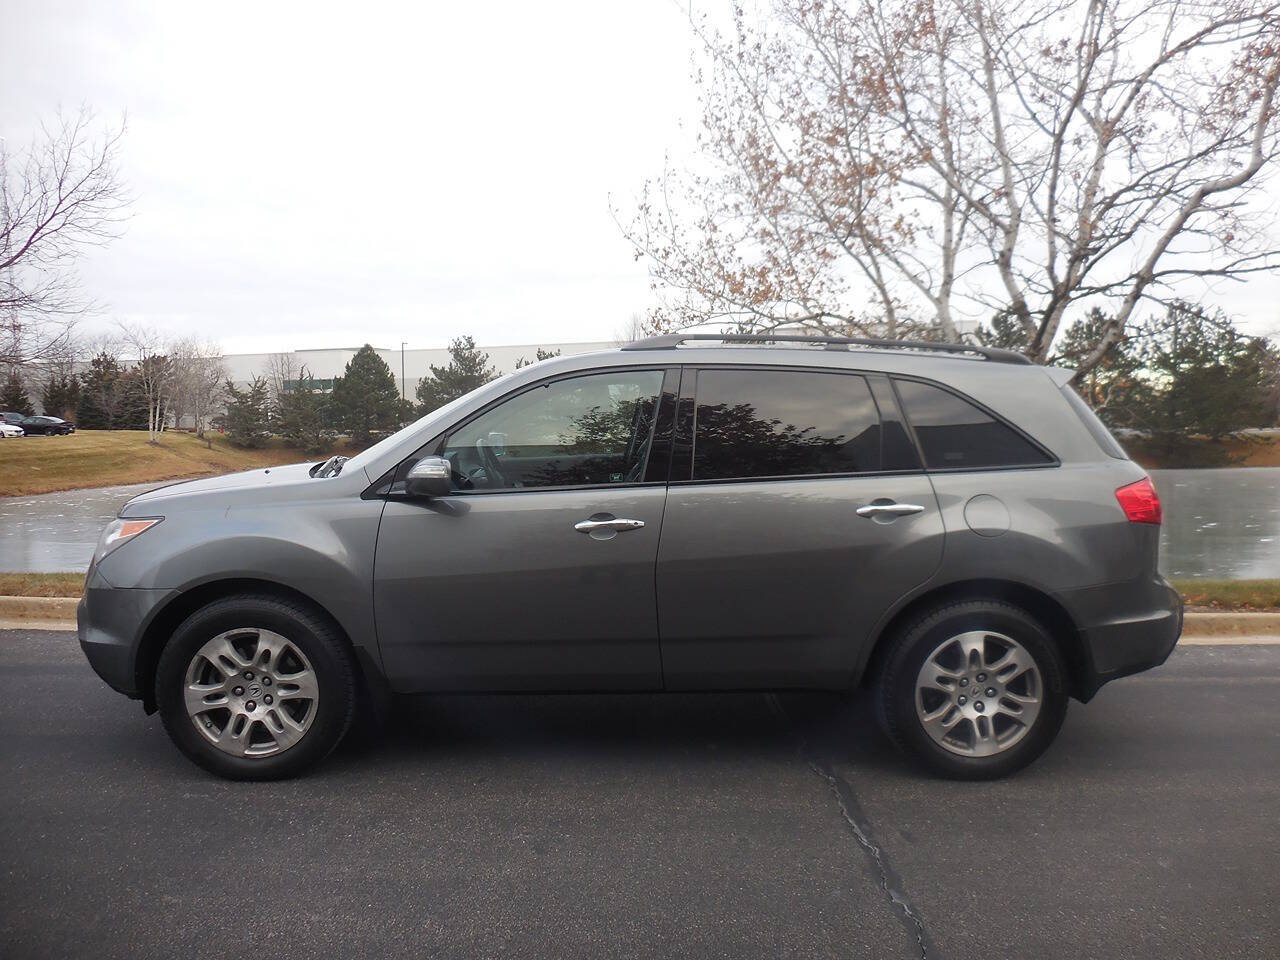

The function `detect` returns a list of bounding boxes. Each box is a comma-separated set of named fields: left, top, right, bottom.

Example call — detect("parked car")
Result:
left=20, top=415, right=75, bottom=435
left=1, top=411, right=28, bottom=425
left=0, top=421, right=24, bottom=438
left=79, top=334, right=1181, bottom=781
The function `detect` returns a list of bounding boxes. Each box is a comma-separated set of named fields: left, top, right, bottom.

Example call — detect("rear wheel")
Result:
left=156, top=594, right=356, bottom=780
left=876, top=599, right=1068, bottom=779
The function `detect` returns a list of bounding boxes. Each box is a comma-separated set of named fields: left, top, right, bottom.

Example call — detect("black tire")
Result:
left=876, top=599, right=1069, bottom=780
left=155, top=594, right=357, bottom=780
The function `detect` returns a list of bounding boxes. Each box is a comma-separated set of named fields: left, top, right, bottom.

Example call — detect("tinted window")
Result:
left=894, top=379, right=1052, bottom=469
left=692, top=370, right=881, bottom=480
left=442, top=370, right=664, bottom=490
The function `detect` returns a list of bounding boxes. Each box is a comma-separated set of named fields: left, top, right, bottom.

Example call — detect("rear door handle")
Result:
left=855, top=502, right=926, bottom=518
left=574, top=518, right=646, bottom=533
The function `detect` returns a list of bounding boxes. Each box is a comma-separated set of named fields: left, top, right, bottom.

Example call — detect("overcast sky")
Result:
left=1, top=0, right=698, bottom=354
left=2, top=1, right=1277, bottom=356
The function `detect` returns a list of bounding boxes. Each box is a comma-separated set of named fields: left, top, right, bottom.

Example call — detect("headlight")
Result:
left=94, top=517, right=163, bottom=564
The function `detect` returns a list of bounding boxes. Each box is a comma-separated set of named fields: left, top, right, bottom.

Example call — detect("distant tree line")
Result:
left=221, top=339, right=561, bottom=453
left=978, top=302, right=1280, bottom=464
left=2, top=327, right=224, bottom=443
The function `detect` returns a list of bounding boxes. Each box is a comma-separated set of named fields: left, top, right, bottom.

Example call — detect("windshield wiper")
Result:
left=314, top=455, right=348, bottom=478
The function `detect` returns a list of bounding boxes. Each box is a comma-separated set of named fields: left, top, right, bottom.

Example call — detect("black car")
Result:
left=21, top=415, right=75, bottom=435
left=1, top=411, right=28, bottom=425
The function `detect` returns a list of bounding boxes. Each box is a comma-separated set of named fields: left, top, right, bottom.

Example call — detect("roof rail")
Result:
left=620, top=332, right=1033, bottom=365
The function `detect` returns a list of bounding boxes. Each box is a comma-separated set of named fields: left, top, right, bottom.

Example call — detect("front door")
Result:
left=656, top=367, right=944, bottom=689
left=374, top=367, right=675, bottom=692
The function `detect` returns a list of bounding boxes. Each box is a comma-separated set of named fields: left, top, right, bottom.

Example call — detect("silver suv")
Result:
left=79, top=334, right=1182, bottom=780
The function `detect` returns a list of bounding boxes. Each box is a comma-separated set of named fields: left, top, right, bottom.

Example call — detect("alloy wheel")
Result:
left=914, top=630, right=1043, bottom=757
left=183, top=628, right=319, bottom=758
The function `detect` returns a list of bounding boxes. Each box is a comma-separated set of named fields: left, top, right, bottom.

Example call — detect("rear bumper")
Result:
left=77, top=576, right=174, bottom=699
left=1066, top=576, right=1183, bottom=700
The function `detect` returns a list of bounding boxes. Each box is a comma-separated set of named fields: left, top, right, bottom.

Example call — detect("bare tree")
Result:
left=622, top=1, right=1280, bottom=374
left=614, top=312, right=652, bottom=342
left=1, top=108, right=128, bottom=366
left=117, top=322, right=172, bottom=443
left=263, top=351, right=299, bottom=409
left=170, top=337, right=225, bottom=440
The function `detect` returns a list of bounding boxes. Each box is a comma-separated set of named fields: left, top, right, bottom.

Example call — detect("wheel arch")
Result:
left=134, top=578, right=383, bottom=714
left=858, top=578, right=1091, bottom=701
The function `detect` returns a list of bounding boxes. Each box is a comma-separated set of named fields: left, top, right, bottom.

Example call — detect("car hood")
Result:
left=122, top=461, right=321, bottom=510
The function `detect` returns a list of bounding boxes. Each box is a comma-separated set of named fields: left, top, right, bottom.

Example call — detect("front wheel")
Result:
left=155, top=594, right=357, bottom=780
left=876, top=600, right=1069, bottom=780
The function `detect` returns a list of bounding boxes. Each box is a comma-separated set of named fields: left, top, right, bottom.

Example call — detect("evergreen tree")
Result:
left=0, top=370, right=35, bottom=416
left=1126, top=302, right=1275, bottom=461
left=41, top=373, right=82, bottom=421
left=514, top=347, right=562, bottom=369
left=76, top=352, right=124, bottom=429
left=276, top=369, right=336, bottom=454
left=1055, top=308, right=1142, bottom=424
left=415, top=336, right=498, bottom=414
left=973, top=310, right=1031, bottom=352
left=331, top=345, right=401, bottom=443
left=223, top=376, right=273, bottom=448
left=114, top=369, right=153, bottom=431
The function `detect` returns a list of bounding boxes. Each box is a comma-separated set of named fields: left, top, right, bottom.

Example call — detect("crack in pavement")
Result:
left=765, top=693, right=937, bottom=960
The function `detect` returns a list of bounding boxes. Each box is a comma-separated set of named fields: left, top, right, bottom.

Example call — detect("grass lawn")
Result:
left=1172, top=579, right=1280, bottom=611
left=4, top=571, right=1276, bottom=611
left=0, top=430, right=350, bottom=497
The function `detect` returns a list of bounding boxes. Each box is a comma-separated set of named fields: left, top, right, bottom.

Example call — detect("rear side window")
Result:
left=1059, top=384, right=1128, bottom=459
left=692, top=369, right=881, bottom=480
left=894, top=379, right=1052, bottom=470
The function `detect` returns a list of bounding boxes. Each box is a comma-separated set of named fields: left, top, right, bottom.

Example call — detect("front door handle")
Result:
left=855, top=502, right=926, bottom=518
left=574, top=517, right=646, bottom=534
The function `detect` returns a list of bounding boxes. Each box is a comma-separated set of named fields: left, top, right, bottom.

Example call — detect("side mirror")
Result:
left=405, top=456, right=453, bottom=499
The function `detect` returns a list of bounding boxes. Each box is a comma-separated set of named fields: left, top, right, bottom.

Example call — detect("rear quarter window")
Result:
left=893, top=378, right=1053, bottom=470
left=1059, top=384, right=1129, bottom=460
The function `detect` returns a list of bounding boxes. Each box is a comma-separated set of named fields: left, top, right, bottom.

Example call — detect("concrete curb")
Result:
left=0, top=596, right=1278, bottom=641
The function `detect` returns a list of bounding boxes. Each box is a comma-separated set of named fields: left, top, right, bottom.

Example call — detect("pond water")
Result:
left=1150, top=468, right=1280, bottom=580
left=0, top=470, right=1275, bottom=578
left=0, top=483, right=157, bottom=573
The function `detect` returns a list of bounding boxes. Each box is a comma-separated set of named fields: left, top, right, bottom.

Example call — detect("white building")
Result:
left=224, top=339, right=619, bottom=396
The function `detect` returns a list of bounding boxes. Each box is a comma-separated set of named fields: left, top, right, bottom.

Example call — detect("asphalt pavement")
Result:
left=2, top=630, right=1277, bottom=959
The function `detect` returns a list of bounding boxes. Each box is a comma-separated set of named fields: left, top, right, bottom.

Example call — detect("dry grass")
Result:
left=3, top=569, right=1277, bottom=611
left=1128, top=436, right=1280, bottom=469
left=1171, top=579, right=1280, bottom=612
left=0, top=573, right=86, bottom=597
left=0, top=430, right=352, bottom=497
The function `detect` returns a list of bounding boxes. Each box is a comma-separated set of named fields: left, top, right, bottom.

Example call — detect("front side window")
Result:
left=441, top=370, right=664, bottom=490
left=894, top=378, right=1052, bottom=469
left=691, top=369, right=881, bottom=481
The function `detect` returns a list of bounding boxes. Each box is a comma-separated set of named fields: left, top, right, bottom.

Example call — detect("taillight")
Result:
left=1115, top=477, right=1162, bottom=524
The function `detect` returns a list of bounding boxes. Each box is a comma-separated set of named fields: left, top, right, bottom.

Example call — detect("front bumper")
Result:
left=78, top=576, right=175, bottom=699
left=1066, top=576, right=1183, bottom=700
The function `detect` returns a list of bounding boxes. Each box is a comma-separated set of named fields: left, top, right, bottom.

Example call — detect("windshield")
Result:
left=341, top=374, right=514, bottom=475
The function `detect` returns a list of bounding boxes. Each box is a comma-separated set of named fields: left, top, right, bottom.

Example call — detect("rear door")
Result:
left=656, top=366, right=944, bottom=689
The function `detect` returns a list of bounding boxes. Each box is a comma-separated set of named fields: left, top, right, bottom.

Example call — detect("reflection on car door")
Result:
left=656, top=367, right=944, bottom=689
left=374, top=368, right=677, bottom=692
